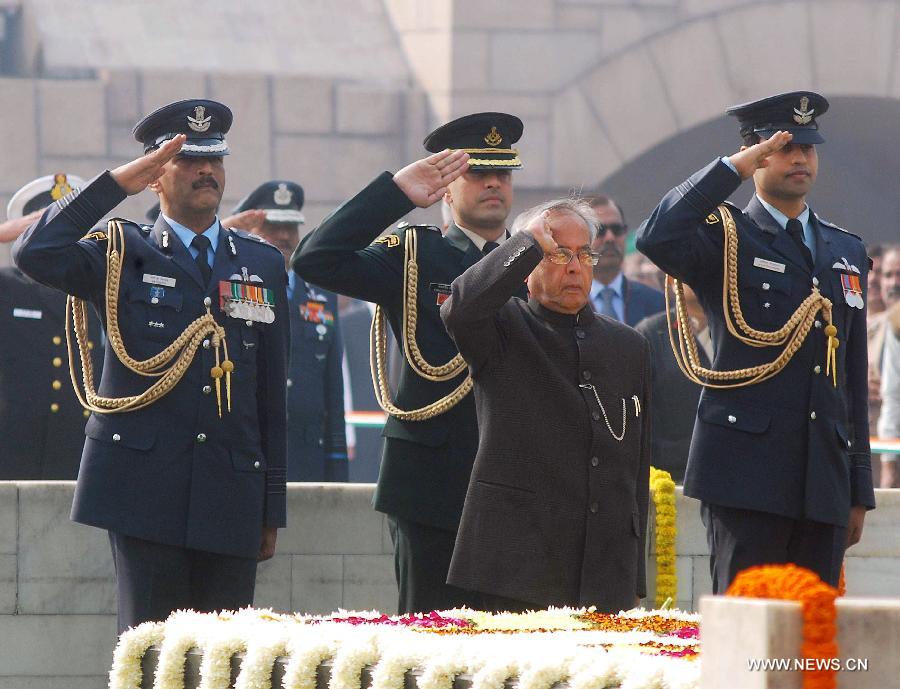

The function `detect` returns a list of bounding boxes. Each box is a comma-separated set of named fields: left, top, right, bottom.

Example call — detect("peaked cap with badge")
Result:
left=636, top=90, right=873, bottom=592
left=727, top=91, right=829, bottom=144
left=231, top=180, right=306, bottom=224
left=424, top=112, right=524, bottom=170
left=133, top=98, right=233, bottom=157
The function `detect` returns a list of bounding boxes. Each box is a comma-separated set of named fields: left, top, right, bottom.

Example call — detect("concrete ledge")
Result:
left=0, top=482, right=898, bottom=688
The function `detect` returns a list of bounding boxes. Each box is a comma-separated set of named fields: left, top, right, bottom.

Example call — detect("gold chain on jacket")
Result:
left=67, top=219, right=235, bottom=416
left=369, top=227, right=472, bottom=420
left=666, top=204, right=839, bottom=388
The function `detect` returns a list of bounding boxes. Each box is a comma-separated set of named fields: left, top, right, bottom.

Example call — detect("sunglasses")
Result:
left=544, top=247, right=600, bottom=266
left=597, top=223, right=628, bottom=237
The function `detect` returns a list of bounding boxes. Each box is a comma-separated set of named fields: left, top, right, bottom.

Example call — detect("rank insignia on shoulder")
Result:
left=82, top=229, right=108, bottom=242
left=372, top=235, right=400, bottom=248
left=219, top=280, right=276, bottom=324
left=705, top=213, right=720, bottom=225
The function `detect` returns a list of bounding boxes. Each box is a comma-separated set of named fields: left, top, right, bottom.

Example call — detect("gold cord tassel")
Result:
left=221, top=340, right=234, bottom=413
left=210, top=334, right=224, bottom=418
left=824, top=323, right=839, bottom=388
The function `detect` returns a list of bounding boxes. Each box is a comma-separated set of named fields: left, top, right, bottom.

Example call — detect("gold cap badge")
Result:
left=50, top=174, right=72, bottom=201
left=484, top=126, right=503, bottom=147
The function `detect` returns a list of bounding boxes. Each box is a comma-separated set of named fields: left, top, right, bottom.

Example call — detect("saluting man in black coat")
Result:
left=13, top=99, right=289, bottom=632
left=227, top=181, right=348, bottom=482
left=442, top=200, right=650, bottom=612
left=636, top=92, right=874, bottom=592
left=292, top=113, right=524, bottom=613
left=0, top=173, right=104, bottom=479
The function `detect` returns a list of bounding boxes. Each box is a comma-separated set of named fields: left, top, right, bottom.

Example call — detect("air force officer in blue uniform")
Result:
left=636, top=92, right=874, bottom=591
left=229, top=181, right=348, bottom=482
left=13, top=99, right=289, bottom=632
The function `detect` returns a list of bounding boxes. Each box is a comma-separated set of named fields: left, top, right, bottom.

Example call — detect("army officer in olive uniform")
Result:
left=636, top=92, right=874, bottom=591
left=0, top=173, right=103, bottom=479
left=13, top=99, right=289, bottom=632
left=293, top=113, right=523, bottom=613
left=228, top=181, right=348, bottom=481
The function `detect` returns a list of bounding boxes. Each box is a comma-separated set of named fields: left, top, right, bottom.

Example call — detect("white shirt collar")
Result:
left=456, top=223, right=505, bottom=252
left=163, top=213, right=220, bottom=253
left=590, top=272, right=624, bottom=301
left=756, top=195, right=810, bottom=233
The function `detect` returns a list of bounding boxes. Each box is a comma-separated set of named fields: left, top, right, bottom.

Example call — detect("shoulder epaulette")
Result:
left=815, top=214, right=863, bottom=241
left=396, top=221, right=441, bottom=233
left=229, top=227, right=282, bottom=253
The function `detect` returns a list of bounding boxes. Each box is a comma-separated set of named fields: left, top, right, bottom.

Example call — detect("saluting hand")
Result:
left=221, top=209, right=267, bottom=233
left=527, top=211, right=558, bottom=254
left=393, top=149, right=469, bottom=208
left=111, top=134, right=186, bottom=195
left=728, top=130, right=793, bottom=181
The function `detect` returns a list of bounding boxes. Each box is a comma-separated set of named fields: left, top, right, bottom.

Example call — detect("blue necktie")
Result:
left=786, top=218, right=813, bottom=270
left=191, top=234, right=212, bottom=286
left=596, top=286, right=617, bottom=320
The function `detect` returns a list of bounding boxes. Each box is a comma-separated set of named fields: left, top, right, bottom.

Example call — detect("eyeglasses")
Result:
left=597, top=223, right=628, bottom=237
left=544, top=247, right=600, bottom=266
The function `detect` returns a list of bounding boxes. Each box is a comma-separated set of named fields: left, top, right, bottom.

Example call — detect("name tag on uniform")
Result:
left=753, top=257, right=786, bottom=273
left=12, top=308, right=42, bottom=319
left=143, top=273, right=177, bottom=288
left=430, top=282, right=452, bottom=305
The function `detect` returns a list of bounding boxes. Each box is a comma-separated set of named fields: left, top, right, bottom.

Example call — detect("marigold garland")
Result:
left=649, top=467, right=678, bottom=607
left=726, top=564, right=839, bottom=689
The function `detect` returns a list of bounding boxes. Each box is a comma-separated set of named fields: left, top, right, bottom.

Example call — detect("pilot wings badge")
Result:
left=187, top=105, right=212, bottom=133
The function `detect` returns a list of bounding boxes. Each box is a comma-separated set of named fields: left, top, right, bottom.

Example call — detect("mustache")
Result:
left=192, top=177, right=220, bottom=190
left=596, top=242, right=621, bottom=257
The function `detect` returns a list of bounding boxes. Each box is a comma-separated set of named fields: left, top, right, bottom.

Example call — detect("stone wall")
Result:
left=0, top=482, right=897, bottom=688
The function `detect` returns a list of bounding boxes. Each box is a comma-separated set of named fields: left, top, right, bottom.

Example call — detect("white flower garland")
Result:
left=110, top=607, right=701, bottom=689
left=109, top=621, right=165, bottom=689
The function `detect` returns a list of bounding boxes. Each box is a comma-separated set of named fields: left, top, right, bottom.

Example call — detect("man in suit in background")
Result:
left=0, top=173, right=103, bottom=479
left=442, top=199, right=650, bottom=612
left=587, top=195, right=665, bottom=327
left=227, top=181, right=348, bottom=482
left=292, top=113, right=523, bottom=613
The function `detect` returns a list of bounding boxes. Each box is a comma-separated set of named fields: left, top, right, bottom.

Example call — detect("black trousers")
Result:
left=387, top=515, right=477, bottom=614
left=109, top=531, right=258, bottom=633
left=701, top=503, right=846, bottom=593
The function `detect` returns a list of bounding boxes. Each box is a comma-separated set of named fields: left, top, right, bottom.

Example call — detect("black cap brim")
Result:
left=754, top=127, right=824, bottom=145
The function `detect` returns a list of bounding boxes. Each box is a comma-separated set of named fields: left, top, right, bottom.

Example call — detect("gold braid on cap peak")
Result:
left=666, top=204, right=839, bottom=388
left=67, top=219, right=234, bottom=416
left=370, top=227, right=472, bottom=421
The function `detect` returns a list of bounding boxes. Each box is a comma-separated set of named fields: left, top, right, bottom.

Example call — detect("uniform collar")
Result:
left=454, top=222, right=505, bottom=252
left=755, top=195, right=810, bottom=234
left=162, top=213, right=220, bottom=254
left=527, top=297, right=594, bottom=327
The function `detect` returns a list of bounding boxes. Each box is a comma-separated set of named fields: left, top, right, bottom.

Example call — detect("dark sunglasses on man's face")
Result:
left=597, top=223, right=628, bottom=237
